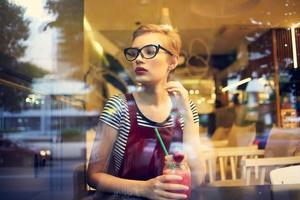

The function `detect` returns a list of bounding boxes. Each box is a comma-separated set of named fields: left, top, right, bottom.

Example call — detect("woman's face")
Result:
left=130, top=33, right=174, bottom=85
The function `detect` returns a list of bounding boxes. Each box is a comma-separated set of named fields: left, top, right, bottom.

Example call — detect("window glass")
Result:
left=1, top=0, right=300, bottom=199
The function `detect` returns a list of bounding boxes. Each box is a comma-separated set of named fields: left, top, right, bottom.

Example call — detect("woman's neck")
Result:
left=136, top=83, right=169, bottom=106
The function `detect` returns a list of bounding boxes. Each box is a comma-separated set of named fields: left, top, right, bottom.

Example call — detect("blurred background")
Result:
left=0, top=0, right=300, bottom=199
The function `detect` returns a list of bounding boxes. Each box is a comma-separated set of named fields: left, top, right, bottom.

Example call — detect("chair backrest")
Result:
left=203, top=145, right=260, bottom=186
left=227, top=124, right=256, bottom=147
left=241, top=127, right=300, bottom=186
left=270, top=165, right=300, bottom=185
left=264, top=127, right=300, bottom=158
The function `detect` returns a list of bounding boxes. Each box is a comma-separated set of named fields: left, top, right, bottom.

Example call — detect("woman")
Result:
left=87, top=24, right=205, bottom=200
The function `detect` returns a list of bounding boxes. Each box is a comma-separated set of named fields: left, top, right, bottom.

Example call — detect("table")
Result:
left=191, top=185, right=300, bottom=200
left=85, top=184, right=300, bottom=200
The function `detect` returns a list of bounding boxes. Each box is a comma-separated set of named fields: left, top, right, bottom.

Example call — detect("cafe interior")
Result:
left=1, top=0, right=300, bottom=199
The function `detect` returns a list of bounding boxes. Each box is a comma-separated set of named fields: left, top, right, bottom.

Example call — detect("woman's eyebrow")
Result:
left=130, top=46, right=139, bottom=49
left=131, top=44, right=157, bottom=49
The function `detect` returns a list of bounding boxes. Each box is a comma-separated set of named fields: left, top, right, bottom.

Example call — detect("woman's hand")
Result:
left=143, top=175, right=189, bottom=200
left=165, top=81, right=191, bottom=116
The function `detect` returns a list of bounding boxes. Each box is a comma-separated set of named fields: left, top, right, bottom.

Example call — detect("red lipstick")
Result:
left=135, top=67, right=148, bottom=75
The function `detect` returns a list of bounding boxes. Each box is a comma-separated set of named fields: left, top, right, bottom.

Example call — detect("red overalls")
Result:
left=115, top=93, right=183, bottom=180
left=96, top=94, right=184, bottom=199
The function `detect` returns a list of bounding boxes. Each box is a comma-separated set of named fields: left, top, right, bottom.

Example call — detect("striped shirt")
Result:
left=99, top=94, right=199, bottom=173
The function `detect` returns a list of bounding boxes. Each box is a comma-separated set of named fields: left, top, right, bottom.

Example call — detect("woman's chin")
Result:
left=135, top=77, right=148, bottom=84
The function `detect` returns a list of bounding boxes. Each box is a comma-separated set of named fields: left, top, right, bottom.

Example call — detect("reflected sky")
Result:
left=32, top=79, right=91, bottom=95
left=11, top=0, right=57, bottom=72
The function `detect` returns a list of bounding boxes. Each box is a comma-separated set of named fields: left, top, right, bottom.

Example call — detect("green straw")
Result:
left=154, top=128, right=168, bottom=156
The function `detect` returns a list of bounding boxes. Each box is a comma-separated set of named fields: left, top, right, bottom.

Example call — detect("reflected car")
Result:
left=28, top=144, right=52, bottom=166
left=0, top=139, right=51, bottom=167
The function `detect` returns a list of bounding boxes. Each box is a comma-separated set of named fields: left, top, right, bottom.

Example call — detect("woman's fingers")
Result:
left=166, top=88, right=181, bottom=95
left=156, top=176, right=189, bottom=191
left=147, top=175, right=188, bottom=200
left=155, top=189, right=187, bottom=199
left=157, top=182, right=189, bottom=191
left=165, top=84, right=187, bottom=93
left=165, top=81, right=189, bottom=98
left=158, top=174, right=182, bottom=182
left=155, top=175, right=189, bottom=198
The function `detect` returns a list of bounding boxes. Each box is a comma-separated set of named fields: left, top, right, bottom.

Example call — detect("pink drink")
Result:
left=163, top=153, right=191, bottom=199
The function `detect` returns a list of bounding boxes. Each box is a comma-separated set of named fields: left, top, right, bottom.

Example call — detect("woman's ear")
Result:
left=169, top=55, right=178, bottom=70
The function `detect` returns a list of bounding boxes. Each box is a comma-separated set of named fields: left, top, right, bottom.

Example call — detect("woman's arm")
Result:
left=182, top=107, right=206, bottom=186
left=165, top=81, right=206, bottom=186
left=87, top=122, right=188, bottom=199
left=87, top=122, right=146, bottom=196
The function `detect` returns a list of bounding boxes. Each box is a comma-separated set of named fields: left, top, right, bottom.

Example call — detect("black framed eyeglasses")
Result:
left=124, top=44, right=173, bottom=61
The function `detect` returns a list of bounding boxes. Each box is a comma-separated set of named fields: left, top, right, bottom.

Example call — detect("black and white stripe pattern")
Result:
left=100, top=94, right=199, bottom=173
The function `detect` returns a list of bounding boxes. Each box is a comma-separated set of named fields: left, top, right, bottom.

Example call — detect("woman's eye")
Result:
left=127, top=50, right=137, bottom=57
left=144, top=48, right=156, bottom=55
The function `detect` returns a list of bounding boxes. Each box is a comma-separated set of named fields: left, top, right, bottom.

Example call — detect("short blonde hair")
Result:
left=132, top=24, right=182, bottom=57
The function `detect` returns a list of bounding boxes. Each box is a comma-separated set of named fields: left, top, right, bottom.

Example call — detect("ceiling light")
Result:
left=160, top=7, right=173, bottom=28
left=222, top=77, right=252, bottom=92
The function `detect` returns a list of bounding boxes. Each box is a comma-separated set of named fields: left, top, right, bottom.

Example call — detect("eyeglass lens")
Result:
left=125, top=45, right=158, bottom=61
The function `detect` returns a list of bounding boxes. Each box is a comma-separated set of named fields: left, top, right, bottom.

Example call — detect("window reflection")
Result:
left=0, top=0, right=300, bottom=199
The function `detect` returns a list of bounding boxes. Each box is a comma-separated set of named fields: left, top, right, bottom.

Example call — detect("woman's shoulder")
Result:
left=107, top=93, right=126, bottom=101
left=100, top=94, right=129, bottom=129
left=108, top=93, right=138, bottom=105
left=105, top=94, right=127, bottom=106
left=101, top=94, right=128, bottom=115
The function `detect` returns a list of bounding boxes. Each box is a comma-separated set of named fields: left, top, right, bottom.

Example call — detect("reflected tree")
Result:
left=0, top=62, right=48, bottom=112
left=0, top=0, right=29, bottom=58
left=0, top=0, right=47, bottom=112
left=44, top=0, right=134, bottom=108
left=44, top=0, right=83, bottom=76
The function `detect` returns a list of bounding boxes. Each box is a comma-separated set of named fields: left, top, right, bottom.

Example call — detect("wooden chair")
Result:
left=241, top=127, right=300, bottom=185
left=243, top=156, right=300, bottom=185
left=203, top=123, right=257, bottom=185
left=203, top=145, right=263, bottom=186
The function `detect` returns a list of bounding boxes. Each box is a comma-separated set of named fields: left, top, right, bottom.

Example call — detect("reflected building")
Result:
left=1, top=78, right=99, bottom=142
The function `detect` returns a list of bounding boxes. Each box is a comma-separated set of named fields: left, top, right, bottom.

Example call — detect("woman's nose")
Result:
left=134, top=53, right=144, bottom=63
left=134, top=59, right=144, bottom=66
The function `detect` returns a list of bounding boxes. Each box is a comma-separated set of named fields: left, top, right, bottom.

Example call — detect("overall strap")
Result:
left=125, top=93, right=138, bottom=126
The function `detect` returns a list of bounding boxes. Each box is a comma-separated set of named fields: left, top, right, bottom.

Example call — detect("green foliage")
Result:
left=0, top=59, right=48, bottom=112
left=14, top=61, right=48, bottom=79
left=0, top=0, right=30, bottom=58
left=0, top=1, right=50, bottom=112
